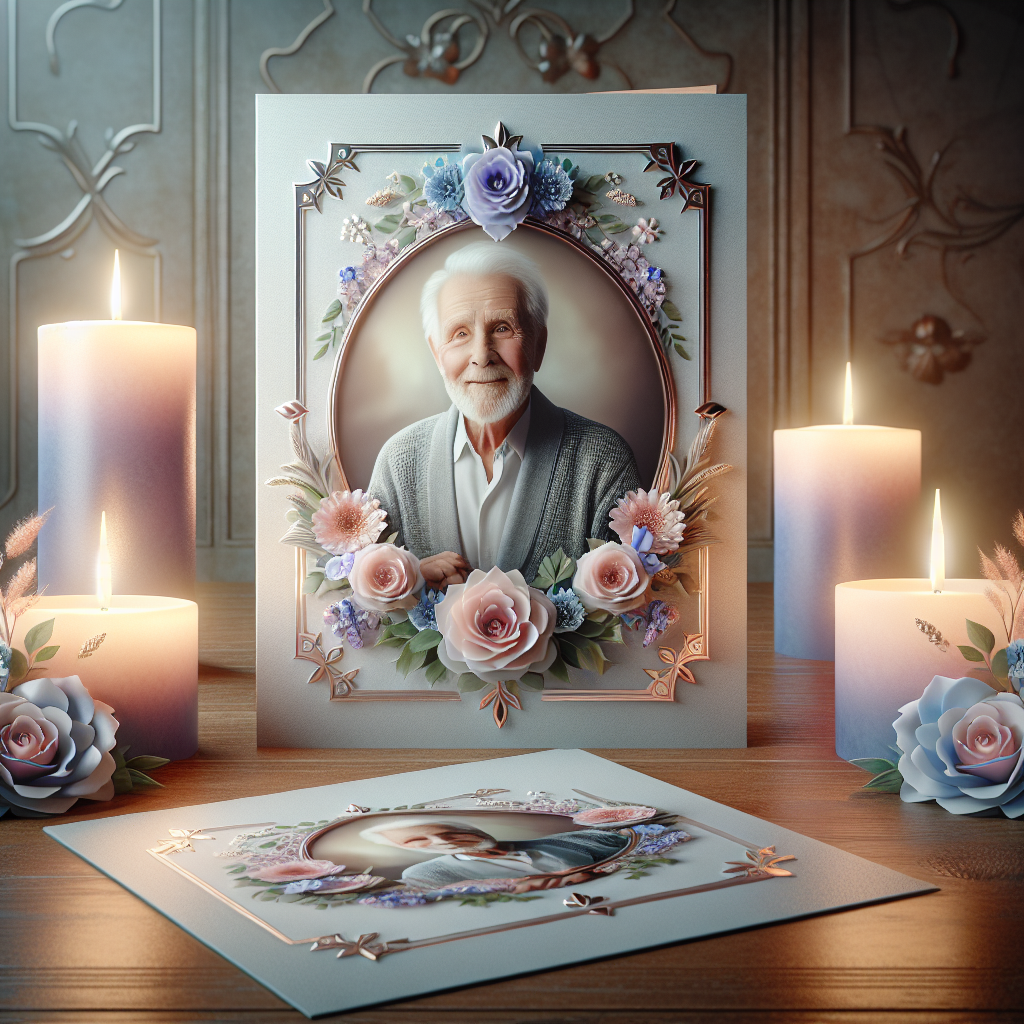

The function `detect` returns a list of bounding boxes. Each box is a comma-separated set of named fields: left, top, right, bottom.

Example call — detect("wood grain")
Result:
left=1, top=582, right=1020, bottom=1021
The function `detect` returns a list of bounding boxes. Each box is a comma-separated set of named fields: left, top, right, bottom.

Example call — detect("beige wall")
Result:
left=2, top=0, right=1020, bottom=581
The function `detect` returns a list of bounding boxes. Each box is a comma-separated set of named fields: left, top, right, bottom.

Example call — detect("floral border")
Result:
left=275, top=123, right=726, bottom=718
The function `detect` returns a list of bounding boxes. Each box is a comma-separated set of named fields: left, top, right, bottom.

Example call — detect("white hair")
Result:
left=358, top=817, right=492, bottom=848
left=420, top=241, right=549, bottom=346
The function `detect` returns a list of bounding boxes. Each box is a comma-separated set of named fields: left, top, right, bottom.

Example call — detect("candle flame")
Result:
left=930, top=489, right=945, bottom=594
left=111, top=250, right=122, bottom=321
left=97, top=511, right=112, bottom=610
left=842, top=362, right=853, bottom=425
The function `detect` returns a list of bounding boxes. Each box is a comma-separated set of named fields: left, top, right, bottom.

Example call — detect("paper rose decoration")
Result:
left=460, top=124, right=537, bottom=242
left=348, top=544, right=424, bottom=613
left=572, top=542, right=649, bottom=615
left=893, top=675, right=1024, bottom=817
left=435, top=567, right=557, bottom=683
left=0, top=676, right=118, bottom=816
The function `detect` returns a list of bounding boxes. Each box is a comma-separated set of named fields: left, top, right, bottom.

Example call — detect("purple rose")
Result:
left=461, top=146, right=535, bottom=241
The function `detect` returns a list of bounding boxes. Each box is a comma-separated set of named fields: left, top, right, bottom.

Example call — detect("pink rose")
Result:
left=435, top=567, right=557, bottom=683
left=952, top=701, right=1023, bottom=783
left=571, top=806, right=658, bottom=826
left=348, top=543, right=423, bottom=612
left=248, top=859, right=340, bottom=882
left=572, top=542, right=649, bottom=614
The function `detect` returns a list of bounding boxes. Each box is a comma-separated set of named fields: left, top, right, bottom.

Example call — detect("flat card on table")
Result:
left=255, top=93, right=747, bottom=748
left=46, top=750, right=935, bottom=1018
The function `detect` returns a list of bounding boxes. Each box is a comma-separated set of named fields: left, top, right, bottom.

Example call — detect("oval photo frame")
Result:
left=328, top=218, right=677, bottom=494
left=303, top=807, right=642, bottom=885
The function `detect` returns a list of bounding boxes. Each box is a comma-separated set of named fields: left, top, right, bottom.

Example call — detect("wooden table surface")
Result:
left=2, top=582, right=1020, bottom=1023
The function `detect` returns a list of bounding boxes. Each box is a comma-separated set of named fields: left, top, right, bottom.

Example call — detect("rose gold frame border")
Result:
left=289, top=140, right=713, bottom=702
left=147, top=813, right=783, bottom=959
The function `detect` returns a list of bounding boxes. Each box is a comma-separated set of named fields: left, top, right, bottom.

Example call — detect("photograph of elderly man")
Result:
left=360, top=817, right=631, bottom=891
left=367, top=241, right=641, bottom=588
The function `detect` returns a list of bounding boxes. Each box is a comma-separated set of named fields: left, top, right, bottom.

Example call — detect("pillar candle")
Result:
left=13, top=596, right=198, bottom=761
left=37, top=321, right=196, bottom=599
left=834, top=579, right=1004, bottom=761
left=774, top=425, right=921, bottom=659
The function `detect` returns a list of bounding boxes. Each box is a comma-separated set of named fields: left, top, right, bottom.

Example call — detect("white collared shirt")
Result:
left=453, top=403, right=531, bottom=571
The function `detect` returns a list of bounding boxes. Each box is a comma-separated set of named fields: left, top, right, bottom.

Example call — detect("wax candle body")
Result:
left=13, top=596, right=198, bottom=761
left=774, top=426, right=921, bottom=659
left=834, top=579, right=1004, bottom=761
left=37, top=321, right=196, bottom=599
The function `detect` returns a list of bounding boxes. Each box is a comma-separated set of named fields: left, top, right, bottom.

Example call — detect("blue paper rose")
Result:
left=893, top=675, right=1024, bottom=817
left=461, top=145, right=535, bottom=241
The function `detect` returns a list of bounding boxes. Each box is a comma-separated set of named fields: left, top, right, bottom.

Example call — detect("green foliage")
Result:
left=375, top=213, right=402, bottom=233
left=556, top=633, right=608, bottom=674
left=674, top=341, right=691, bottom=360
left=425, top=659, right=449, bottom=686
left=7, top=648, right=28, bottom=685
left=23, top=618, right=54, bottom=655
left=520, top=672, right=545, bottom=691
left=532, top=548, right=576, bottom=591
left=849, top=756, right=903, bottom=793
left=110, top=745, right=170, bottom=795
left=623, top=856, right=676, bottom=879
left=321, top=299, right=342, bottom=323
left=546, top=652, right=570, bottom=684
left=958, top=645, right=986, bottom=663
left=303, top=571, right=325, bottom=594
left=394, top=642, right=428, bottom=677
left=965, top=619, right=996, bottom=655
left=457, top=893, right=542, bottom=907
left=407, top=629, right=442, bottom=653
left=34, top=645, right=59, bottom=662
left=661, top=298, right=683, bottom=322
left=457, top=672, right=488, bottom=692
left=991, top=646, right=1009, bottom=683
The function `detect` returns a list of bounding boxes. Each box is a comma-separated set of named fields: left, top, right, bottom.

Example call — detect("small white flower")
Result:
left=632, top=217, right=661, bottom=244
left=604, top=171, right=623, bottom=185
left=340, top=216, right=372, bottom=244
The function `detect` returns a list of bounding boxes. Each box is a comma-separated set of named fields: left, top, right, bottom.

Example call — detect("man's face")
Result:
left=375, top=822, right=497, bottom=853
left=428, top=273, right=546, bottom=425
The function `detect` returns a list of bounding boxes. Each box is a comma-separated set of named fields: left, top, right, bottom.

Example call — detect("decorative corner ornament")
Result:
left=309, top=932, right=407, bottom=961
left=563, top=892, right=613, bottom=915
left=723, top=846, right=796, bottom=879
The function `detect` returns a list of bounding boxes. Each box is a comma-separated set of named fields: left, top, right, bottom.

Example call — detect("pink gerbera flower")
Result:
left=311, top=489, right=387, bottom=554
left=608, top=488, right=685, bottom=555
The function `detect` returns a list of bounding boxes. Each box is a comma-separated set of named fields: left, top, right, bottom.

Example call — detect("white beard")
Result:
left=443, top=367, right=533, bottom=425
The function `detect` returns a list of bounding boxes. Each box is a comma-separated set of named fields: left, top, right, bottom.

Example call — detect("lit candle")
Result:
left=37, top=252, right=196, bottom=599
left=12, top=515, right=198, bottom=761
left=834, top=502, right=1000, bottom=760
left=774, top=363, right=921, bottom=659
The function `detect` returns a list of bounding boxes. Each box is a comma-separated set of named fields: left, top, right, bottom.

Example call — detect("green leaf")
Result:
left=586, top=538, right=606, bottom=551
left=556, top=635, right=581, bottom=669
left=389, top=620, right=419, bottom=639
left=385, top=531, right=399, bottom=544
left=407, top=629, right=442, bottom=653
left=991, top=646, right=1009, bottom=682
left=111, top=766, right=133, bottom=794
left=661, top=299, right=683, bottom=321
left=7, top=648, right=28, bottom=685
left=457, top=672, right=487, bottom=692
left=303, top=571, right=325, bottom=594
left=375, top=214, right=401, bottom=232
left=546, top=653, right=570, bottom=684
left=315, top=331, right=333, bottom=343
left=581, top=174, right=607, bottom=193
left=321, top=299, right=342, bottom=323
left=562, top=158, right=573, bottom=172
left=958, top=645, right=986, bottom=663
left=396, top=226, right=417, bottom=248
left=33, top=645, right=59, bottom=662
left=505, top=680, right=520, bottom=698
left=558, top=634, right=607, bottom=674
left=425, top=659, right=449, bottom=686
left=312, top=344, right=330, bottom=361
left=126, top=755, right=170, bottom=771
left=674, top=341, right=691, bottom=360
left=862, top=768, right=903, bottom=792
left=531, top=548, right=576, bottom=590
left=395, top=643, right=427, bottom=677
left=399, top=174, right=417, bottom=194
left=965, top=619, right=995, bottom=656
left=258, top=841, right=278, bottom=848
left=520, top=672, right=544, bottom=691
left=127, top=768, right=163, bottom=788
left=24, top=619, right=55, bottom=656
left=850, top=757, right=896, bottom=775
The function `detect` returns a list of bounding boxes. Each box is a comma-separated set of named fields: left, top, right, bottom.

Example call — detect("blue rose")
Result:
left=1006, top=639, right=1024, bottom=693
left=461, top=145, right=535, bottom=241
left=893, top=675, right=1024, bottom=817
left=423, top=159, right=465, bottom=212
left=530, top=158, right=574, bottom=215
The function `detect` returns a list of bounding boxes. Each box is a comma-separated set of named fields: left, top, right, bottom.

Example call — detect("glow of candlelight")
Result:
left=842, top=361, right=853, bottom=425
left=111, top=250, right=122, bottom=321
left=930, top=489, right=945, bottom=594
left=97, top=511, right=112, bottom=610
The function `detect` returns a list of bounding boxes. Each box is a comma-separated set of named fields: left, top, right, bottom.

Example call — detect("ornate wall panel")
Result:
left=2, top=0, right=1017, bottom=583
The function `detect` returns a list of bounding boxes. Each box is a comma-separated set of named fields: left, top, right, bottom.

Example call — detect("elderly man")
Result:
left=367, top=241, right=641, bottom=588
left=359, top=816, right=630, bottom=891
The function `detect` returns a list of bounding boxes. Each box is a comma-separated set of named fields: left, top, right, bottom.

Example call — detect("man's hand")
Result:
left=511, top=870, right=595, bottom=894
left=420, top=552, right=471, bottom=587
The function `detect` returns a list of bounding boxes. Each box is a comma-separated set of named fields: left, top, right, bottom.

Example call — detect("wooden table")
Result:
left=2, top=583, right=1020, bottom=1022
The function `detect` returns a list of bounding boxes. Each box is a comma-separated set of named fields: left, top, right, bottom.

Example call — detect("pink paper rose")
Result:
left=248, top=859, right=340, bottom=882
left=572, top=806, right=658, bottom=826
left=435, top=567, right=557, bottom=683
left=348, top=543, right=423, bottom=613
left=572, top=542, right=649, bottom=614
left=951, top=702, right=1022, bottom=783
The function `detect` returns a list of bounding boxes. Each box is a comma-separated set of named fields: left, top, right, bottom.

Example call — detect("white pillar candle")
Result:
left=37, top=320, right=196, bottom=599
left=12, top=596, right=198, bottom=761
left=834, top=579, right=1004, bottom=761
left=774, top=425, right=921, bottom=659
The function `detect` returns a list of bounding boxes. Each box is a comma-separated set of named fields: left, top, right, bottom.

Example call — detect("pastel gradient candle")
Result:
left=36, top=253, right=196, bottom=599
left=774, top=365, right=921, bottom=659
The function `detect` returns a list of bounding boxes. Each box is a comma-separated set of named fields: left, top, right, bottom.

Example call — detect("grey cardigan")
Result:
left=366, top=387, right=641, bottom=583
